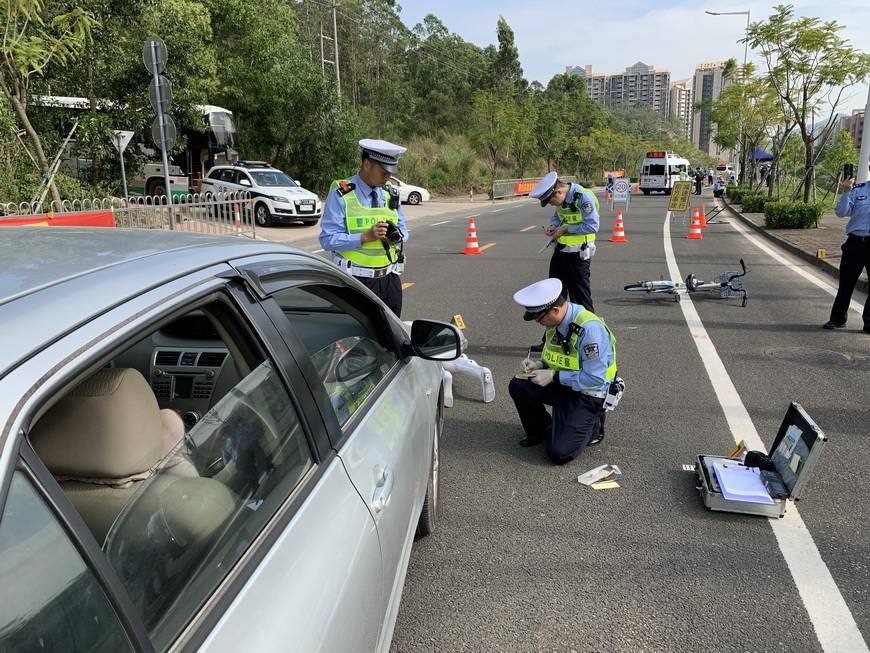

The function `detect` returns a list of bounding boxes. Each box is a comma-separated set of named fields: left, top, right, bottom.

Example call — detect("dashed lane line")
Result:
left=401, top=282, right=414, bottom=289
left=726, top=215, right=865, bottom=316
left=492, top=208, right=505, bottom=213
left=520, top=225, right=537, bottom=232
left=664, top=210, right=868, bottom=653
left=431, top=221, right=451, bottom=226
left=312, top=248, right=324, bottom=254
left=479, top=242, right=496, bottom=252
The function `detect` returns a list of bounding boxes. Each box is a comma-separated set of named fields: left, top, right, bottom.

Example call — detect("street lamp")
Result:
left=706, top=9, right=751, bottom=179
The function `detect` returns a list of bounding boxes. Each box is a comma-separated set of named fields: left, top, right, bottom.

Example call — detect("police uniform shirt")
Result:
left=549, top=182, right=599, bottom=236
left=836, top=182, right=870, bottom=236
left=552, top=302, right=612, bottom=394
left=319, top=174, right=410, bottom=252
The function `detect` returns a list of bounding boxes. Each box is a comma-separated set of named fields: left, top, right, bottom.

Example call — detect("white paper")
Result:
left=711, top=463, right=775, bottom=505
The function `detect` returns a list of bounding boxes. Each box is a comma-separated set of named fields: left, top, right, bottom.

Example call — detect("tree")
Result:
left=469, top=88, right=518, bottom=181
left=747, top=4, right=870, bottom=202
left=493, top=16, right=524, bottom=92
left=0, top=0, right=97, bottom=206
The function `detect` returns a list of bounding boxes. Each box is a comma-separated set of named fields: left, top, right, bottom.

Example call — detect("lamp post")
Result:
left=706, top=9, right=751, bottom=180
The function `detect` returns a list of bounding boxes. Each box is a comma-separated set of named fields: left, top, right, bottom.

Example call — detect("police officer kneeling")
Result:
left=508, top=278, right=617, bottom=464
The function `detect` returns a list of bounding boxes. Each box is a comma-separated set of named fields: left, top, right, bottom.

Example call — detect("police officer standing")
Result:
left=320, top=139, right=409, bottom=316
left=823, top=167, right=870, bottom=332
left=508, top=278, right=618, bottom=464
left=529, top=172, right=599, bottom=312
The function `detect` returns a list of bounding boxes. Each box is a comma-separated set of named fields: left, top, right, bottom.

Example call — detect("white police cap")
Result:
left=513, top=278, right=564, bottom=321
left=529, top=171, right=559, bottom=207
left=359, top=138, right=407, bottom=173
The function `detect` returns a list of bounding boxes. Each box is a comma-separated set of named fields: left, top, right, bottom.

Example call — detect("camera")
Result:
left=385, top=222, right=403, bottom=244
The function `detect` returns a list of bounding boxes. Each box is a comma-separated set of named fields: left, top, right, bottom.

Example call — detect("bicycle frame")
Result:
left=626, top=259, right=748, bottom=306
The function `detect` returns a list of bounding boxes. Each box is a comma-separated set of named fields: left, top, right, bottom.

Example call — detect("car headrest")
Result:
left=30, top=368, right=164, bottom=479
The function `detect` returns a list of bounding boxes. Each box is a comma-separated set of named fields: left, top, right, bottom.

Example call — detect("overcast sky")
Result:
left=398, top=0, right=870, bottom=116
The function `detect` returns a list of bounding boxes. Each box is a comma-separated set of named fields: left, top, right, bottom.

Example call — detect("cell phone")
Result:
left=844, top=163, right=854, bottom=180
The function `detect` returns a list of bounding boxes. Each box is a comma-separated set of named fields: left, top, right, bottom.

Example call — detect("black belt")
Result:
left=847, top=233, right=870, bottom=243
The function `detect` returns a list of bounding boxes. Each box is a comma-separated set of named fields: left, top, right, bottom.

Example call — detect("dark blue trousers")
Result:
left=508, top=377, right=605, bottom=465
left=358, top=272, right=403, bottom=317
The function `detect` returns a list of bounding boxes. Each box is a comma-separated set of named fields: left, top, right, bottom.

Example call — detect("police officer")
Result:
left=320, top=139, right=409, bottom=316
left=823, top=167, right=870, bottom=332
left=529, top=172, right=599, bottom=312
left=508, top=278, right=617, bottom=464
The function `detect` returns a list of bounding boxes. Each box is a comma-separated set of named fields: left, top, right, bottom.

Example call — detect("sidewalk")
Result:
left=719, top=198, right=868, bottom=294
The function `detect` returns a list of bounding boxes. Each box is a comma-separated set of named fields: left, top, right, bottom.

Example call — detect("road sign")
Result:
left=613, top=178, right=631, bottom=202
left=668, top=181, right=693, bottom=212
left=151, top=114, right=177, bottom=151
left=148, top=75, right=172, bottom=113
left=142, top=38, right=167, bottom=75
left=111, top=130, right=134, bottom=154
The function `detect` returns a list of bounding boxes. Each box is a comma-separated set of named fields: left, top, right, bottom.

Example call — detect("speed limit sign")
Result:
left=613, top=178, right=631, bottom=202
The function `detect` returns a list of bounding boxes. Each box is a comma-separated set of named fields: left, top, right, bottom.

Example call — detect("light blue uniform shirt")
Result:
left=319, top=174, right=409, bottom=252
left=553, top=302, right=613, bottom=393
left=835, top=182, right=870, bottom=236
left=549, top=182, right=599, bottom=235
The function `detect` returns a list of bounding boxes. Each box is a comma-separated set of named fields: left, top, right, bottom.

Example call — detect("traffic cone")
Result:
left=233, top=203, right=242, bottom=235
left=687, top=213, right=703, bottom=240
left=463, top=217, right=481, bottom=255
left=608, top=211, right=628, bottom=243
left=699, top=204, right=707, bottom=228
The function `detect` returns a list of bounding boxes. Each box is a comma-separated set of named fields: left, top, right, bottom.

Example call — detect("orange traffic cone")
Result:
left=687, top=213, right=703, bottom=240
left=233, top=203, right=242, bottom=235
left=463, top=217, right=481, bottom=255
left=699, top=204, right=707, bottom=228
left=609, top=211, right=628, bottom=243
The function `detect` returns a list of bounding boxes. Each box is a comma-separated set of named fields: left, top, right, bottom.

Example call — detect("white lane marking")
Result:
left=312, top=248, right=324, bottom=254
left=727, top=216, right=864, bottom=315
left=431, top=221, right=451, bottom=226
left=664, top=211, right=868, bottom=653
left=492, top=208, right=505, bottom=213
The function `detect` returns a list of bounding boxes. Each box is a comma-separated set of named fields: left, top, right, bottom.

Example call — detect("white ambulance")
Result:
left=640, top=151, right=691, bottom=195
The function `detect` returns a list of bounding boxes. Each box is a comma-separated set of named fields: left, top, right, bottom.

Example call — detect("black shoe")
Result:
left=587, top=434, right=605, bottom=447
left=519, top=436, right=544, bottom=448
left=822, top=321, right=846, bottom=330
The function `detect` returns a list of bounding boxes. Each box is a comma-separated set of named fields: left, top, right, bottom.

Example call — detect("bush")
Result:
left=725, top=184, right=754, bottom=203
left=740, top=194, right=768, bottom=213
left=763, top=201, right=823, bottom=229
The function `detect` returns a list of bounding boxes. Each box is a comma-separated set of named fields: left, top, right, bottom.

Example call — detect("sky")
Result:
left=397, top=0, right=870, bottom=116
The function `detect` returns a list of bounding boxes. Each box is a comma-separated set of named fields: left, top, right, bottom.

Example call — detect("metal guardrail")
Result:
left=114, top=191, right=256, bottom=237
left=491, top=176, right=577, bottom=200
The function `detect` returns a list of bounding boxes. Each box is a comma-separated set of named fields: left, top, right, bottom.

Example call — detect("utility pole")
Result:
left=319, top=3, right=340, bottom=96
left=857, top=85, right=870, bottom=184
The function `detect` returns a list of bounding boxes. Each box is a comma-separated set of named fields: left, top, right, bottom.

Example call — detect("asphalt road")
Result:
left=264, top=193, right=870, bottom=652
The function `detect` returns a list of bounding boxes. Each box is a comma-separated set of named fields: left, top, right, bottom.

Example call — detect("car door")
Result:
left=232, top=256, right=435, bottom=630
left=0, top=267, right=383, bottom=652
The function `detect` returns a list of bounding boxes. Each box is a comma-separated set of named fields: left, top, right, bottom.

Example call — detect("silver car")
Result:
left=0, top=228, right=460, bottom=652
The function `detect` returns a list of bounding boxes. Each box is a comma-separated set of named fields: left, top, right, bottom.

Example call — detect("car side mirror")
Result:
left=334, top=340, right=381, bottom=383
left=409, top=320, right=461, bottom=361
left=239, top=178, right=252, bottom=187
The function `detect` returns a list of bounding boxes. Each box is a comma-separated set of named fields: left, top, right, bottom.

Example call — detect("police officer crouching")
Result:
left=320, top=138, right=409, bottom=316
left=508, top=278, right=618, bottom=464
left=530, top=172, right=599, bottom=312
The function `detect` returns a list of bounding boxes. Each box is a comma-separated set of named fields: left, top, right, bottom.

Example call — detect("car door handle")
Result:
left=371, top=466, right=394, bottom=513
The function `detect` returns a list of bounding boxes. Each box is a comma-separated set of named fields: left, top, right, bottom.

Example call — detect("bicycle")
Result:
left=624, top=259, right=748, bottom=306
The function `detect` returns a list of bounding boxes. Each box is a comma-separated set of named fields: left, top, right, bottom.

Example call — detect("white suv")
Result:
left=203, top=162, right=322, bottom=227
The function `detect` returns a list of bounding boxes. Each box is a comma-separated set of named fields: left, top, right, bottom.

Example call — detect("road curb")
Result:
left=720, top=200, right=868, bottom=294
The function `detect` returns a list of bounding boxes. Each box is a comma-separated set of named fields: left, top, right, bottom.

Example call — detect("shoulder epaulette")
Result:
left=337, top=180, right=356, bottom=196
left=855, top=181, right=867, bottom=189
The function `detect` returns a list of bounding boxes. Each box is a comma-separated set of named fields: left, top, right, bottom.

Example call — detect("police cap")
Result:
left=529, top=171, right=559, bottom=207
left=513, top=278, right=564, bottom=321
left=359, top=138, right=407, bottom=174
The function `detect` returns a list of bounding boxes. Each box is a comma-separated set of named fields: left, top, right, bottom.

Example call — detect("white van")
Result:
left=640, top=151, right=691, bottom=195
left=715, top=162, right=735, bottom=180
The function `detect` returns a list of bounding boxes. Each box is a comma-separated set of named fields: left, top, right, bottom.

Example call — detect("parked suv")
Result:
left=203, top=161, right=322, bottom=227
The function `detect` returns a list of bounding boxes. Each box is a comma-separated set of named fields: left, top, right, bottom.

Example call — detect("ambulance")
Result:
left=639, top=151, right=691, bottom=195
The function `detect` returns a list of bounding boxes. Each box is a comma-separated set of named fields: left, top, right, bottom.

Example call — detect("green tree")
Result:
left=0, top=0, right=96, bottom=206
left=493, top=16, right=524, bottom=92
left=747, top=4, right=870, bottom=202
left=469, top=88, right=518, bottom=181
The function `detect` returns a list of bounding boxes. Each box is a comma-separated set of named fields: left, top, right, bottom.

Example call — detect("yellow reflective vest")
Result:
left=331, top=180, right=400, bottom=268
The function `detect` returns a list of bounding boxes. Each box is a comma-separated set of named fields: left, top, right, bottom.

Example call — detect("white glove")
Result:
left=529, top=369, right=555, bottom=386
left=521, top=358, right=544, bottom=373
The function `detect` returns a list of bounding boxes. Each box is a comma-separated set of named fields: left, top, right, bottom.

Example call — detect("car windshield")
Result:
left=250, top=170, right=298, bottom=187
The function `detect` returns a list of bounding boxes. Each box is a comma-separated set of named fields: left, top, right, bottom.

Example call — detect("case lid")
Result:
left=767, top=402, right=827, bottom=500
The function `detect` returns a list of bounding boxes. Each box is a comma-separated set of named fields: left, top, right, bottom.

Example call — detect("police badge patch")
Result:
left=581, top=201, right=594, bottom=214
left=583, top=343, right=599, bottom=359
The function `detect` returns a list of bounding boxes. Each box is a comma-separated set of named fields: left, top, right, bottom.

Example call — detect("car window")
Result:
left=233, top=171, right=251, bottom=185
left=0, top=472, right=131, bottom=652
left=27, top=301, right=316, bottom=650
left=250, top=170, right=297, bottom=187
left=218, top=169, right=235, bottom=183
left=271, top=286, right=398, bottom=426
left=206, top=168, right=223, bottom=180
left=648, top=164, right=665, bottom=175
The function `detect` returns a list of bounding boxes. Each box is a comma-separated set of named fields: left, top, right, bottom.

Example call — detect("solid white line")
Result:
left=726, top=215, right=864, bottom=315
left=664, top=211, right=867, bottom=653
left=431, top=220, right=451, bottom=226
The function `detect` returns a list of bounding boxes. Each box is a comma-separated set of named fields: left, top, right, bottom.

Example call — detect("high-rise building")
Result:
left=669, top=79, right=693, bottom=140
left=566, top=62, right=670, bottom=118
left=841, top=108, right=865, bottom=152
left=691, top=61, right=732, bottom=158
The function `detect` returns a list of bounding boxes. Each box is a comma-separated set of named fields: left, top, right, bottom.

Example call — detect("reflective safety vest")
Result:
left=331, top=180, right=400, bottom=268
left=555, top=185, right=599, bottom=248
left=542, top=309, right=617, bottom=387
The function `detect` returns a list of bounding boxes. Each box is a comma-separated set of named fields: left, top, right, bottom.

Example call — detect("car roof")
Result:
left=0, top=227, right=318, bottom=374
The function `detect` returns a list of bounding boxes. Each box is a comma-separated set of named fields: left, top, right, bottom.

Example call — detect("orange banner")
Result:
left=514, top=180, right=537, bottom=195
left=603, top=170, right=625, bottom=179
left=0, top=210, right=115, bottom=228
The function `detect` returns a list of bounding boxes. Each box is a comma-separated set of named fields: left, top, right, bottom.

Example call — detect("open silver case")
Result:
left=696, top=402, right=827, bottom=518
